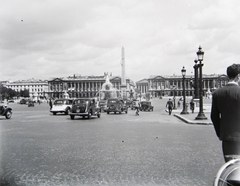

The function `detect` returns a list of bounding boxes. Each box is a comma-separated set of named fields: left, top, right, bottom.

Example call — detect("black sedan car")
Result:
left=139, top=101, right=154, bottom=111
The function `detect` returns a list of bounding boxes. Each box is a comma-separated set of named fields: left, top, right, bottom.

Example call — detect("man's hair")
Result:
left=227, top=64, right=240, bottom=79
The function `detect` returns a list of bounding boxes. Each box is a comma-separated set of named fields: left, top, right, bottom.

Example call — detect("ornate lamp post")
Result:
left=173, top=85, right=177, bottom=109
left=195, top=46, right=207, bottom=120
left=193, top=59, right=199, bottom=99
left=180, top=66, right=189, bottom=114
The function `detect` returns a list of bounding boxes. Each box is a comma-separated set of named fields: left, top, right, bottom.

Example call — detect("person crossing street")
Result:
left=166, top=98, right=173, bottom=115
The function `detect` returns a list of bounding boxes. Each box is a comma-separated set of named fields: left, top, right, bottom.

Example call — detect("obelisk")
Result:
left=120, top=46, right=127, bottom=99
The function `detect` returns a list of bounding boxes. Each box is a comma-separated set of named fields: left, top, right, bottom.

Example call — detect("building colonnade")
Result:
left=136, top=74, right=229, bottom=98
left=48, top=74, right=134, bottom=99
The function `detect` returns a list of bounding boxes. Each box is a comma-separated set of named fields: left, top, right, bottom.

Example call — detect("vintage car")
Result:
left=139, top=101, right=154, bottom=111
left=0, top=104, right=12, bottom=119
left=125, top=99, right=133, bottom=108
left=50, top=98, right=73, bottom=115
left=69, top=98, right=101, bottom=119
left=106, top=98, right=128, bottom=114
left=7, top=100, right=14, bottom=103
left=28, top=100, right=34, bottom=107
left=20, top=99, right=27, bottom=104
left=130, top=99, right=139, bottom=110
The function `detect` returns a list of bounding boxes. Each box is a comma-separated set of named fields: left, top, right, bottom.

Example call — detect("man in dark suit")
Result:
left=166, top=98, right=173, bottom=115
left=211, top=64, right=240, bottom=162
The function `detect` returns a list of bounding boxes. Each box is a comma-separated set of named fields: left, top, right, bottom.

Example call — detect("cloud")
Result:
left=1, top=0, right=240, bottom=82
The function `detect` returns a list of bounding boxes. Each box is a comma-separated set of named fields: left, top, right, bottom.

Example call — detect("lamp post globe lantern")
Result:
left=181, top=66, right=186, bottom=76
left=180, top=66, right=189, bottom=115
left=196, top=46, right=204, bottom=61
left=195, top=46, right=207, bottom=120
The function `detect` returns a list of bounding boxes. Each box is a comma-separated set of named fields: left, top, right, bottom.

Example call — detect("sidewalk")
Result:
left=172, top=105, right=213, bottom=125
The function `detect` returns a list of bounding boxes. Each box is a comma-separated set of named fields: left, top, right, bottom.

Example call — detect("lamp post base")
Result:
left=195, top=112, right=207, bottom=120
left=180, top=110, right=189, bottom=115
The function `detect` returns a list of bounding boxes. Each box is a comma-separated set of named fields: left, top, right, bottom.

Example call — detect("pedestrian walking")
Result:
left=166, top=98, right=173, bottom=115
left=49, top=99, right=52, bottom=110
left=135, top=100, right=140, bottom=116
left=211, top=64, right=240, bottom=162
left=190, top=99, right=195, bottom=113
left=177, top=100, right=181, bottom=108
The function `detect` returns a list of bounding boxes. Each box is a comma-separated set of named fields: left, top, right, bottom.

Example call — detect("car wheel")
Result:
left=5, top=111, right=12, bottom=119
left=97, top=113, right=101, bottom=118
left=70, top=115, right=75, bottom=120
left=125, top=110, right=128, bottom=114
left=53, top=112, right=56, bottom=115
left=65, top=108, right=70, bottom=115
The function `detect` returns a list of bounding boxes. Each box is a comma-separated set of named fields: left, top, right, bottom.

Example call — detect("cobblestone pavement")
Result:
left=0, top=98, right=224, bottom=186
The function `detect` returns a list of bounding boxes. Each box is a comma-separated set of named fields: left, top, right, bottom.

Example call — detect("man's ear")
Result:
left=234, top=75, right=240, bottom=82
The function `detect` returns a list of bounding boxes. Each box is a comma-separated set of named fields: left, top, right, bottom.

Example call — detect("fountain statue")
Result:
left=99, top=73, right=120, bottom=100
left=63, top=91, right=69, bottom=99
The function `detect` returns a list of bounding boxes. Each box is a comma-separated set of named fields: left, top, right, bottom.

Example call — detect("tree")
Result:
left=0, top=83, right=18, bottom=100
left=19, top=89, right=29, bottom=97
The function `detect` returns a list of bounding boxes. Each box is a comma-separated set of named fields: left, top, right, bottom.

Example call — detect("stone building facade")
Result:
left=4, top=79, right=49, bottom=99
left=48, top=74, right=135, bottom=99
left=136, top=74, right=229, bottom=98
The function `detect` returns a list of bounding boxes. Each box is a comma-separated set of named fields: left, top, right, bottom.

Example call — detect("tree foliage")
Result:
left=0, top=83, right=30, bottom=100
left=0, top=83, right=18, bottom=100
left=19, top=89, right=29, bottom=97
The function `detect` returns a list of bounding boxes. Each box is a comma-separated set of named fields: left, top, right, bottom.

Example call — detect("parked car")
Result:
left=106, top=98, right=128, bottom=114
left=50, top=98, right=73, bottom=115
left=69, top=98, right=101, bottom=119
left=28, top=100, right=34, bottom=107
left=0, top=104, right=12, bottom=119
left=99, top=99, right=107, bottom=112
left=125, top=99, right=133, bottom=108
left=139, top=101, right=154, bottom=111
left=131, top=99, right=139, bottom=110
left=20, top=99, right=27, bottom=104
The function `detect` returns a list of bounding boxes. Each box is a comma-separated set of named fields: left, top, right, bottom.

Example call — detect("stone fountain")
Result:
left=99, top=74, right=120, bottom=100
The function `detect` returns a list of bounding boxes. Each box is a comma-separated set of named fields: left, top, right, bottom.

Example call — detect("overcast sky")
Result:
left=1, top=0, right=240, bottom=82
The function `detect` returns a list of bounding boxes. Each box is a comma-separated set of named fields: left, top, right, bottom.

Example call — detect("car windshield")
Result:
left=74, top=100, right=89, bottom=104
left=108, top=100, right=117, bottom=104
left=54, top=100, right=65, bottom=105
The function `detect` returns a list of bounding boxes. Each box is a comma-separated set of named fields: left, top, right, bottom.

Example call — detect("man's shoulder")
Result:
left=213, top=84, right=240, bottom=95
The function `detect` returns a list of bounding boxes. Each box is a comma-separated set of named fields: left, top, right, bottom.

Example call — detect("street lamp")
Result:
left=193, top=59, right=199, bottom=99
left=195, top=46, right=207, bottom=120
left=172, top=85, right=177, bottom=109
left=180, top=66, right=189, bottom=114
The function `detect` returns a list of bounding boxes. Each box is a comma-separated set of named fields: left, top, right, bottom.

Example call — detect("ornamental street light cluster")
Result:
left=180, top=46, right=208, bottom=119
left=195, top=46, right=207, bottom=120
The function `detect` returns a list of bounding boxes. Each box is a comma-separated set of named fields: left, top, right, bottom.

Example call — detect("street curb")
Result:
left=174, top=114, right=213, bottom=125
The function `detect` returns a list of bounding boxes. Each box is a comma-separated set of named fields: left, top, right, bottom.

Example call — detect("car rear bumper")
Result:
left=50, top=110, right=66, bottom=113
left=70, top=111, right=100, bottom=115
left=69, top=112, right=90, bottom=116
